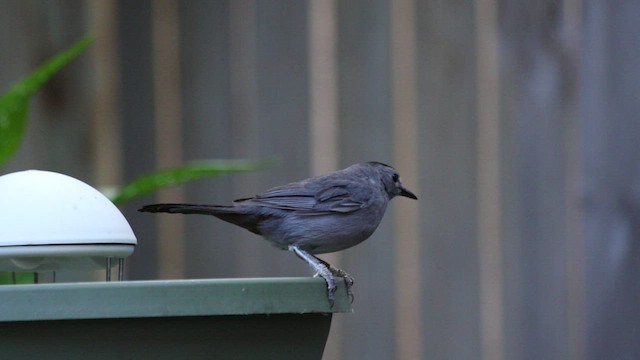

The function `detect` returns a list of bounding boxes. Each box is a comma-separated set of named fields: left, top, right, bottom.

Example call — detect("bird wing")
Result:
left=237, top=181, right=369, bottom=214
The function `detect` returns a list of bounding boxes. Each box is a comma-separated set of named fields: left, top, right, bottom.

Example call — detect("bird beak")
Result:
left=399, top=187, right=418, bottom=200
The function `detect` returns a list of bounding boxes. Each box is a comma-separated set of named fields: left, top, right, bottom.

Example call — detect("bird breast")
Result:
left=261, top=196, right=389, bottom=254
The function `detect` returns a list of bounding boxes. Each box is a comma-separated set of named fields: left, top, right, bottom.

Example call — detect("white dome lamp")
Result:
left=0, top=170, right=137, bottom=282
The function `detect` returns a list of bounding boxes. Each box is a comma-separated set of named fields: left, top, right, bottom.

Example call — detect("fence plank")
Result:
left=307, top=1, right=343, bottom=359
left=152, top=0, right=185, bottom=279
left=476, top=0, right=505, bottom=359
left=582, top=1, right=640, bottom=359
left=118, top=0, right=158, bottom=279
left=336, top=1, right=396, bottom=359
left=391, top=0, right=423, bottom=359
left=498, top=1, right=577, bottom=358
left=416, top=1, right=482, bottom=358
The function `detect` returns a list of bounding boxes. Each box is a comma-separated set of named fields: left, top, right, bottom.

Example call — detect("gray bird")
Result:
left=139, top=161, right=417, bottom=305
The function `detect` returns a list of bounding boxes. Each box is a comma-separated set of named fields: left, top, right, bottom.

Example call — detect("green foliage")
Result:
left=0, top=272, right=36, bottom=284
left=0, top=36, right=92, bottom=168
left=0, top=34, right=274, bottom=206
left=111, top=159, right=275, bottom=205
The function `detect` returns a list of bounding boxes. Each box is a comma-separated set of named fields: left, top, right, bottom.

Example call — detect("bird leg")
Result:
left=288, top=245, right=337, bottom=306
left=288, top=245, right=355, bottom=305
left=312, top=256, right=355, bottom=304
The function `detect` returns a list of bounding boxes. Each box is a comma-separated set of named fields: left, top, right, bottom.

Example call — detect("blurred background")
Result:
left=1, top=1, right=639, bottom=359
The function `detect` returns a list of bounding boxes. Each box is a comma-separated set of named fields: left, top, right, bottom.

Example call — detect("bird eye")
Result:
left=392, top=173, right=399, bottom=182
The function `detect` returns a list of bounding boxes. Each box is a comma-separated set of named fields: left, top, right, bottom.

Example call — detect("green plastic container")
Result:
left=0, top=277, right=351, bottom=359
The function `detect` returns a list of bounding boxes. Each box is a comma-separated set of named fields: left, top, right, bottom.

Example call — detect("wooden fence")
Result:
left=2, top=1, right=639, bottom=359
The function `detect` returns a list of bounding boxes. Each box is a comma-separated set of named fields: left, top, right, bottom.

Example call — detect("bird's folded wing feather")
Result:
left=239, top=181, right=368, bottom=214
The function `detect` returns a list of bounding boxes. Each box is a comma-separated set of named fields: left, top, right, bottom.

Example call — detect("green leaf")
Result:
left=110, top=159, right=275, bottom=205
left=0, top=35, right=92, bottom=168
left=0, top=272, right=38, bottom=285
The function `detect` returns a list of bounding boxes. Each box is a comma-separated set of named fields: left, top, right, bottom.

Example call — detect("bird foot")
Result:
left=343, top=274, right=355, bottom=304
left=317, top=268, right=355, bottom=303
left=311, top=266, right=338, bottom=306
left=290, top=245, right=348, bottom=307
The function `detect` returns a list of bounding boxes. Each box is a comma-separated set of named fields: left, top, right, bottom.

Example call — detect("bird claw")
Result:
left=342, top=274, right=355, bottom=304
left=315, top=270, right=338, bottom=307
left=326, top=280, right=337, bottom=307
left=328, top=267, right=355, bottom=304
left=318, top=269, right=355, bottom=304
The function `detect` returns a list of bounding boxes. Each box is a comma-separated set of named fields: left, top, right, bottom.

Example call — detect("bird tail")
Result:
left=139, top=203, right=233, bottom=216
left=138, top=203, right=262, bottom=235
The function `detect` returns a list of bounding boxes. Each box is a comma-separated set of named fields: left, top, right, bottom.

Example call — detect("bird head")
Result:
left=368, top=162, right=418, bottom=200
